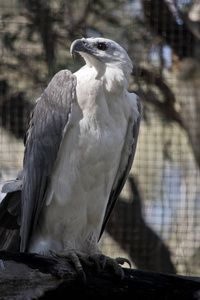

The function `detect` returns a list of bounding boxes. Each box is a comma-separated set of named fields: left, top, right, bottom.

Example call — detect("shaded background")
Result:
left=0, top=0, right=200, bottom=276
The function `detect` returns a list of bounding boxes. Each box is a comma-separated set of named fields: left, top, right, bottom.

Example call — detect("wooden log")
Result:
left=0, top=251, right=199, bottom=299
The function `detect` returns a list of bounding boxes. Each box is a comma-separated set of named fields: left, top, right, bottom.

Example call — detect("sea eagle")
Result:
left=0, top=37, right=141, bottom=279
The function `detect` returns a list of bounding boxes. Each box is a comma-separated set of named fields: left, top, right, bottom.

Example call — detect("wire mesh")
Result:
left=0, top=0, right=200, bottom=276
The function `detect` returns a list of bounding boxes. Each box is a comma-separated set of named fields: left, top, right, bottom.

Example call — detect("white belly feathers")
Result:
left=28, top=67, right=129, bottom=254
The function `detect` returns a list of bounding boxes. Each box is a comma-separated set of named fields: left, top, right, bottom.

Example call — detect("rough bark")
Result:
left=0, top=251, right=199, bottom=300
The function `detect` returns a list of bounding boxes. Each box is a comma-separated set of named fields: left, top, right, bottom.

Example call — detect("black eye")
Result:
left=97, top=42, right=107, bottom=51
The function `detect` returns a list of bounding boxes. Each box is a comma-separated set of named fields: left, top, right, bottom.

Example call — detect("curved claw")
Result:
left=119, top=267, right=125, bottom=281
left=115, top=257, right=131, bottom=269
left=89, top=256, right=101, bottom=273
left=100, top=254, right=107, bottom=269
left=49, top=249, right=59, bottom=258
left=79, top=268, right=86, bottom=284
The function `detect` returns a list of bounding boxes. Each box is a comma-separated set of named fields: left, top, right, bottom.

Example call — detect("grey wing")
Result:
left=0, top=191, right=21, bottom=251
left=20, top=70, right=76, bottom=252
left=99, top=96, right=141, bottom=240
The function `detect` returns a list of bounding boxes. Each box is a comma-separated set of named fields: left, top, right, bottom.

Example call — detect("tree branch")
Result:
left=142, top=0, right=200, bottom=60
left=132, top=68, right=184, bottom=128
left=0, top=251, right=199, bottom=299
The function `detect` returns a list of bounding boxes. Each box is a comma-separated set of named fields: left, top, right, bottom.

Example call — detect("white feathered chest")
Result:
left=28, top=65, right=130, bottom=254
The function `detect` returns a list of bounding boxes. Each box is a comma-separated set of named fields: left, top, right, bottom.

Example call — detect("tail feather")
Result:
left=0, top=191, right=21, bottom=251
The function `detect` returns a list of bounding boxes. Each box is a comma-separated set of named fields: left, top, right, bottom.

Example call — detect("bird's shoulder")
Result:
left=49, top=69, right=76, bottom=87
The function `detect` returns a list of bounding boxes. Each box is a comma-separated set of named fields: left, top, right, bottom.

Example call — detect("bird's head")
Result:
left=70, top=37, right=133, bottom=90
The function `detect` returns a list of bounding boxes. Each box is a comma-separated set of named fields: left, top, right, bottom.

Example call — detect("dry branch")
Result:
left=0, top=251, right=199, bottom=300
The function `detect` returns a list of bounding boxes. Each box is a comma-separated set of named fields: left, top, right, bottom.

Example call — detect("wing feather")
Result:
left=99, top=95, right=141, bottom=240
left=20, top=70, right=76, bottom=251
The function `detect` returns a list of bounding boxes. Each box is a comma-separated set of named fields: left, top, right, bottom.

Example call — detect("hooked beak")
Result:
left=70, top=39, right=95, bottom=57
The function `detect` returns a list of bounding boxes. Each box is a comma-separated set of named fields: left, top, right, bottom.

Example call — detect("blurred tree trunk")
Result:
left=26, top=0, right=56, bottom=76
left=141, top=0, right=200, bottom=168
left=142, top=0, right=200, bottom=60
